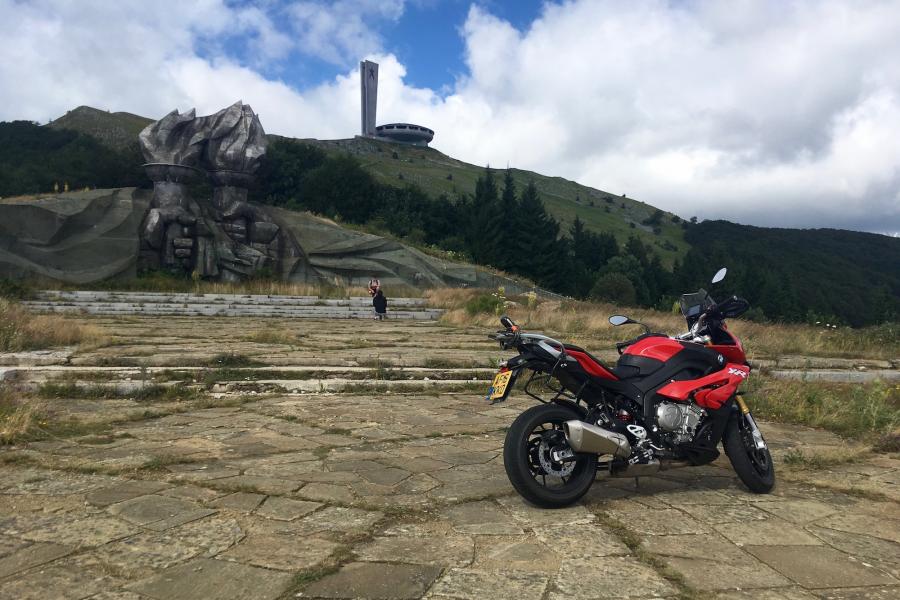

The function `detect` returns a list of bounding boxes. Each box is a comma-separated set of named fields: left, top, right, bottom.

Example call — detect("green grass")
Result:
left=307, top=137, right=690, bottom=267
left=37, top=381, right=203, bottom=403
left=748, top=378, right=899, bottom=442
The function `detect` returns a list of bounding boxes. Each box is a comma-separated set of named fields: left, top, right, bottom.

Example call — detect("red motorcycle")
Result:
left=488, top=268, right=773, bottom=507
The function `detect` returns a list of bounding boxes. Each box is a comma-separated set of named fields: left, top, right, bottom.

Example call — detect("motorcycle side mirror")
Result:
left=608, top=315, right=631, bottom=326
left=711, top=267, right=727, bottom=284
left=500, top=315, right=517, bottom=330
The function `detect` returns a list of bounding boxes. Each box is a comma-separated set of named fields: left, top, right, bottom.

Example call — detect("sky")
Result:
left=1, top=0, right=899, bottom=235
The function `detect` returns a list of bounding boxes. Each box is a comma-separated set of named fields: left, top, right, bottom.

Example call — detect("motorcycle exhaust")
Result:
left=563, top=420, right=631, bottom=458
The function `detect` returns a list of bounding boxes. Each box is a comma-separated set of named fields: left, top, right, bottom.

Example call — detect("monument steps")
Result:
left=24, top=291, right=444, bottom=320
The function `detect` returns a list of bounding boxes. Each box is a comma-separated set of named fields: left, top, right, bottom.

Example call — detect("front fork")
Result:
left=735, top=394, right=767, bottom=450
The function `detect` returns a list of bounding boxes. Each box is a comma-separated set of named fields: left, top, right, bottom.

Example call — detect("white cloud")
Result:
left=0, top=0, right=898, bottom=233
left=286, top=0, right=406, bottom=65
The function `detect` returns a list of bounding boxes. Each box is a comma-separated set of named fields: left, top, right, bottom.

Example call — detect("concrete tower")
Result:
left=360, top=60, right=378, bottom=137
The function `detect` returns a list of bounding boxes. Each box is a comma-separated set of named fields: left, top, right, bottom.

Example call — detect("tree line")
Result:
left=2, top=124, right=896, bottom=326
left=0, top=121, right=144, bottom=196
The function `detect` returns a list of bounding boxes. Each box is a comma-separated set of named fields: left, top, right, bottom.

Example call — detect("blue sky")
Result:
left=1, top=0, right=899, bottom=234
left=211, top=0, right=548, bottom=91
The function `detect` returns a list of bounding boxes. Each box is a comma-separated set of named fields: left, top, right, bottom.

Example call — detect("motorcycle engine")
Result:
left=655, top=402, right=704, bottom=444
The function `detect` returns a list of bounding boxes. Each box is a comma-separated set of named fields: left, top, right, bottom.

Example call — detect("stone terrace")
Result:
left=0, top=316, right=898, bottom=600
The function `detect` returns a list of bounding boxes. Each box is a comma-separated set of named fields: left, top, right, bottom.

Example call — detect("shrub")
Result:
left=590, top=272, right=637, bottom=306
left=465, top=292, right=504, bottom=316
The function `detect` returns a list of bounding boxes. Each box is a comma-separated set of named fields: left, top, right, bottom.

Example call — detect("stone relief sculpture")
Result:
left=138, top=102, right=305, bottom=281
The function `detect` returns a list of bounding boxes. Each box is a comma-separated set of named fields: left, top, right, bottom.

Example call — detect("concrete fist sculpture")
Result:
left=138, top=102, right=298, bottom=281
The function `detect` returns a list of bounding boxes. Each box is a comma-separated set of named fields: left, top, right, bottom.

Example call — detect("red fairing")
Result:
left=567, top=349, right=619, bottom=380
left=622, top=336, right=684, bottom=362
left=657, top=363, right=750, bottom=409
left=708, top=325, right=747, bottom=364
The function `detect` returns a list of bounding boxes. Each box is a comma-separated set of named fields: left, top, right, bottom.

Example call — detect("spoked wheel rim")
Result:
left=738, top=416, right=771, bottom=476
left=524, top=420, right=584, bottom=490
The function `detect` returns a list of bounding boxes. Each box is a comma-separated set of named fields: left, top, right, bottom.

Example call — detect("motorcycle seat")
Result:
left=563, top=344, right=619, bottom=380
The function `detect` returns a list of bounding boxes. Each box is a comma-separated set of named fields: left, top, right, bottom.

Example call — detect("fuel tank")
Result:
left=616, top=335, right=722, bottom=382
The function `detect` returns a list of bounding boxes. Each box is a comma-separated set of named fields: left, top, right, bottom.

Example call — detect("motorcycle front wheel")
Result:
left=503, top=403, right=597, bottom=508
left=724, top=412, right=775, bottom=493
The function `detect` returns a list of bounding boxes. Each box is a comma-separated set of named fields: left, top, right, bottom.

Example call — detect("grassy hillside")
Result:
left=48, top=106, right=152, bottom=151
left=300, top=136, right=689, bottom=267
left=41, top=107, right=689, bottom=265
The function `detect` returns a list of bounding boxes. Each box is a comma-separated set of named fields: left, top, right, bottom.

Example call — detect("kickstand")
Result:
left=634, top=477, right=639, bottom=489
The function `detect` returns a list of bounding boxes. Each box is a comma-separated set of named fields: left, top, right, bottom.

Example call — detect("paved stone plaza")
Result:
left=1, top=316, right=898, bottom=599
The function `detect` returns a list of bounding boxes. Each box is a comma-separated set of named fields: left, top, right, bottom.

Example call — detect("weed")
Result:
left=782, top=447, right=867, bottom=470
left=244, top=329, right=306, bottom=346
left=140, top=454, right=201, bottom=472
left=205, top=353, right=264, bottom=368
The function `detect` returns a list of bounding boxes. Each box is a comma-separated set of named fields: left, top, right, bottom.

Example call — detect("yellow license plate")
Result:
left=488, top=370, right=512, bottom=400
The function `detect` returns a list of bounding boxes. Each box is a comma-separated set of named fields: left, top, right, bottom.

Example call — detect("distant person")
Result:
left=368, top=276, right=381, bottom=297
left=373, top=289, right=387, bottom=320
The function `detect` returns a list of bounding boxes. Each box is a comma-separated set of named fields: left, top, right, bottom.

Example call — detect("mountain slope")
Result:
left=48, top=106, right=152, bottom=151
left=300, top=136, right=690, bottom=266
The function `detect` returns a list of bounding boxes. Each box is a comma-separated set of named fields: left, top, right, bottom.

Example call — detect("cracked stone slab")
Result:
left=0, top=542, right=73, bottom=578
left=355, top=534, right=474, bottom=567
left=169, top=516, right=245, bottom=557
left=534, top=523, right=628, bottom=558
left=713, top=588, right=820, bottom=600
left=254, top=496, right=321, bottom=521
left=108, top=495, right=216, bottom=531
left=663, top=555, right=793, bottom=590
left=0, top=562, right=114, bottom=600
left=86, top=531, right=203, bottom=578
left=19, top=514, right=137, bottom=548
left=303, top=561, right=442, bottom=599
left=427, top=568, right=549, bottom=599
left=641, top=532, right=751, bottom=564
left=605, top=505, right=709, bottom=535
left=85, top=481, right=172, bottom=507
left=127, top=557, right=292, bottom=600
left=747, top=545, right=898, bottom=589
left=713, top=519, right=824, bottom=546
left=208, top=492, right=266, bottom=512
left=496, top=495, right=595, bottom=526
left=295, top=482, right=355, bottom=503
left=472, top=537, right=560, bottom=573
left=297, top=506, right=383, bottom=534
left=547, top=556, right=677, bottom=599
left=814, top=513, right=900, bottom=544
left=219, top=534, right=339, bottom=571
left=753, top=499, right=841, bottom=523
left=444, top=500, right=523, bottom=535
left=807, top=525, right=900, bottom=568
left=814, top=586, right=900, bottom=599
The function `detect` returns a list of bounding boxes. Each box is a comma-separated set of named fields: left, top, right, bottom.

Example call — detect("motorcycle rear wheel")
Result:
left=724, top=412, right=775, bottom=493
left=503, top=403, right=597, bottom=508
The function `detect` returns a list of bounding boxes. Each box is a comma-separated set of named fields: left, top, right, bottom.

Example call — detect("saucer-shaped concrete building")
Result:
left=374, top=123, right=434, bottom=146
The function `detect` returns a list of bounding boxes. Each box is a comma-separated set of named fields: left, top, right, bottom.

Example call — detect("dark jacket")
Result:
left=373, top=292, right=387, bottom=313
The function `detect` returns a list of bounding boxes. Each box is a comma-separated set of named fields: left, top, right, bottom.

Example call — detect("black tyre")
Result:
left=503, top=403, right=597, bottom=508
left=723, top=412, right=775, bottom=493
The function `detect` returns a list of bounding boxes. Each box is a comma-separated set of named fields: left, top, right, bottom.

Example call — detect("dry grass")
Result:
left=432, top=291, right=899, bottom=360
left=0, top=298, right=105, bottom=352
left=0, top=385, right=45, bottom=444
